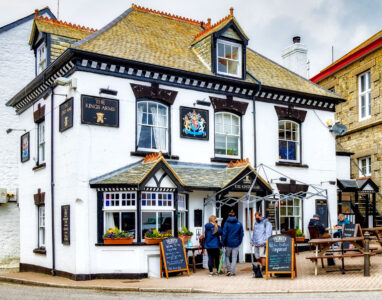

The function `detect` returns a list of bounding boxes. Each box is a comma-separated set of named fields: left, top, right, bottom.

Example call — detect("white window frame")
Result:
left=137, top=101, right=169, bottom=153
left=279, top=198, right=301, bottom=231
left=38, top=121, right=45, bottom=164
left=37, top=43, right=47, bottom=75
left=358, top=71, right=371, bottom=121
left=38, top=205, right=45, bottom=247
left=216, top=39, right=242, bottom=78
left=177, top=194, right=187, bottom=230
left=214, top=112, right=241, bottom=158
left=359, top=156, right=371, bottom=177
left=141, top=211, right=174, bottom=239
left=103, top=192, right=137, bottom=240
left=278, top=120, right=300, bottom=162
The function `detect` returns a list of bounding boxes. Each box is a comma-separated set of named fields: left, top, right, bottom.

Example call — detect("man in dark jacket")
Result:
left=222, top=210, right=244, bottom=276
left=308, top=214, right=326, bottom=235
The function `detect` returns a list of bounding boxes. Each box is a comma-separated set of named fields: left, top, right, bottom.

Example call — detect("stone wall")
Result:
left=0, top=202, right=19, bottom=268
left=317, top=47, right=382, bottom=211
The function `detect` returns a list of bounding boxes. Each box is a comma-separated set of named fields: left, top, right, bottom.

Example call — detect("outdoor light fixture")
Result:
left=6, top=128, right=26, bottom=134
left=54, top=77, right=77, bottom=89
left=270, top=177, right=288, bottom=183
left=320, top=181, right=336, bottom=185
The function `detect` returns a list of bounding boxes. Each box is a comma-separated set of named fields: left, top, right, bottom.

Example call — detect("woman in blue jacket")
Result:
left=204, top=215, right=223, bottom=276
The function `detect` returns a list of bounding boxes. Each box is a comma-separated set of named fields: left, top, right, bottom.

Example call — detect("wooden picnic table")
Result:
left=185, top=246, right=202, bottom=273
left=362, top=227, right=382, bottom=244
left=307, top=237, right=370, bottom=276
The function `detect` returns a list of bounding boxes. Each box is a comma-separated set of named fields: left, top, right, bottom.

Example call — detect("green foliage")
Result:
left=179, top=226, right=193, bottom=236
left=145, top=229, right=173, bottom=238
left=103, top=227, right=134, bottom=239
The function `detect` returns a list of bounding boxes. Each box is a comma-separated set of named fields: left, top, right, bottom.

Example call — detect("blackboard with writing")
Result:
left=266, top=234, right=296, bottom=280
left=160, top=238, right=189, bottom=278
left=316, top=200, right=328, bottom=228
left=343, top=223, right=358, bottom=249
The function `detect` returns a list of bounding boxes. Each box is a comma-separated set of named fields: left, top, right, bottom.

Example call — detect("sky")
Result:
left=1, top=0, right=382, bottom=77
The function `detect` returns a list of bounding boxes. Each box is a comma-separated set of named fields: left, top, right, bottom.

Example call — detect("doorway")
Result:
left=220, top=201, right=239, bottom=229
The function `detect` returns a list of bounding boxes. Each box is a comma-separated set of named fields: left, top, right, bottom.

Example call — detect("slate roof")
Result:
left=73, top=4, right=340, bottom=100
left=90, top=157, right=271, bottom=191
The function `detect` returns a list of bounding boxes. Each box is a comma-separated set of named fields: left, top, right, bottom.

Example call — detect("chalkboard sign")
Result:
left=266, top=234, right=296, bottom=280
left=316, top=199, right=328, bottom=228
left=160, top=237, right=190, bottom=278
left=342, top=223, right=358, bottom=249
left=194, top=209, right=202, bottom=227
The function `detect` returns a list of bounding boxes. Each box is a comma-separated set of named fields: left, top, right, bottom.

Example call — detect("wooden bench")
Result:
left=306, top=253, right=376, bottom=261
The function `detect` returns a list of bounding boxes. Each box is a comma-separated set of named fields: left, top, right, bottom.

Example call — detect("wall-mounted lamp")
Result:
left=270, top=177, right=288, bottom=183
left=194, top=99, right=211, bottom=107
left=54, top=77, right=77, bottom=90
left=6, top=128, right=26, bottom=134
left=99, top=88, right=118, bottom=96
left=320, top=181, right=336, bottom=185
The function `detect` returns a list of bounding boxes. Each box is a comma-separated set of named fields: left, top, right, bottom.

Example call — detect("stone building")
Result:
left=312, top=30, right=382, bottom=226
left=0, top=7, right=55, bottom=269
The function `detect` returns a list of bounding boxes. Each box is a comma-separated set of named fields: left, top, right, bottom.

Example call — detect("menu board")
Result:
left=343, top=223, right=358, bottom=249
left=266, top=234, right=296, bottom=280
left=160, top=238, right=189, bottom=278
left=316, top=199, right=328, bottom=228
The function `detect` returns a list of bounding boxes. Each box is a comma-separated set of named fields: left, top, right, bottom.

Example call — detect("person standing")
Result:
left=251, top=211, right=272, bottom=270
left=222, top=210, right=244, bottom=276
left=333, top=213, right=351, bottom=238
left=204, top=215, right=222, bottom=276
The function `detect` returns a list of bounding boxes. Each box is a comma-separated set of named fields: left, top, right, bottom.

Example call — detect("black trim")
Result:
left=33, top=247, right=46, bottom=255
left=185, top=193, right=189, bottom=229
left=174, top=191, right=179, bottom=237
left=99, top=88, right=118, bottom=96
left=95, top=242, right=159, bottom=246
left=97, top=191, right=103, bottom=243
left=46, top=33, right=51, bottom=67
left=158, top=173, right=167, bottom=186
left=196, top=100, right=211, bottom=106
left=336, top=151, right=354, bottom=156
left=130, top=151, right=179, bottom=160
left=137, top=191, right=142, bottom=242
left=32, top=162, right=46, bottom=171
left=275, top=161, right=309, bottom=168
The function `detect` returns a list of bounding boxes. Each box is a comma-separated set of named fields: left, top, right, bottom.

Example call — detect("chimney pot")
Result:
left=293, top=36, right=301, bottom=44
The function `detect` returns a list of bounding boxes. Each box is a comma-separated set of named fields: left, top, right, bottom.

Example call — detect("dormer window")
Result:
left=37, top=43, right=47, bottom=75
left=217, top=39, right=242, bottom=78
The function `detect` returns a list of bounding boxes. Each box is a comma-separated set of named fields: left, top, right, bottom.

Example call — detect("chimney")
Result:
left=282, top=36, right=308, bottom=78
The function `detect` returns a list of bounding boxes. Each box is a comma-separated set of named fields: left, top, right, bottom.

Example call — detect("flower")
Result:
left=103, top=227, right=134, bottom=239
left=145, top=229, right=173, bottom=238
left=179, top=226, right=193, bottom=236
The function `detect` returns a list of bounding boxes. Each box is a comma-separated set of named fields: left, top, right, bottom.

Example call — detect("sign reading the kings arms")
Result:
left=81, top=95, right=119, bottom=127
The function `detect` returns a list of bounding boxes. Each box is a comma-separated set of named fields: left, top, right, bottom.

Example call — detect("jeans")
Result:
left=207, top=248, right=220, bottom=272
left=226, top=247, right=239, bottom=275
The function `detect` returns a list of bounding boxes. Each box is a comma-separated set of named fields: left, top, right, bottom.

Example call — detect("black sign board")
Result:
left=59, top=98, right=74, bottom=132
left=81, top=95, right=119, bottom=127
left=20, top=132, right=30, bottom=163
left=61, top=205, right=70, bottom=245
left=266, top=234, right=296, bottom=280
left=160, top=237, right=189, bottom=278
left=194, top=209, right=202, bottom=227
left=180, top=107, right=208, bottom=140
left=231, top=173, right=263, bottom=192
left=316, top=199, right=328, bottom=228
left=343, top=223, right=358, bottom=249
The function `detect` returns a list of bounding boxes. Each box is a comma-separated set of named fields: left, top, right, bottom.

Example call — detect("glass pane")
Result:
left=218, top=42, right=224, bottom=57
left=294, top=198, right=300, bottom=207
left=224, top=124, right=231, bottom=134
left=287, top=141, right=297, bottom=160
left=223, top=113, right=230, bottom=125
left=138, top=125, right=151, bottom=149
left=232, top=125, right=240, bottom=135
left=360, top=74, right=365, bottom=92
left=292, top=131, right=297, bottom=141
left=218, top=58, right=227, bottom=73
left=287, top=207, right=293, bottom=216
left=225, top=44, right=232, bottom=59
left=151, top=127, right=157, bottom=149
left=279, top=140, right=288, bottom=159
left=280, top=217, right=288, bottom=232
left=158, top=105, right=167, bottom=116
left=285, top=129, right=292, bottom=140
left=368, top=93, right=371, bottom=115
left=286, top=121, right=291, bottom=131
left=141, top=112, right=147, bottom=124
left=232, top=46, right=239, bottom=60
left=232, top=115, right=239, bottom=126
left=147, top=113, right=154, bottom=125
left=280, top=207, right=286, bottom=216
left=215, top=134, right=226, bottom=155
left=142, top=212, right=156, bottom=237
left=138, top=102, right=147, bottom=113
left=148, top=102, right=157, bottom=113
left=287, top=199, right=293, bottom=206
left=228, top=60, right=238, bottom=75
left=105, top=212, right=120, bottom=233
left=294, top=206, right=300, bottom=216
left=367, top=72, right=371, bottom=89
left=227, top=136, right=239, bottom=156
left=121, top=212, right=135, bottom=235
left=158, top=212, right=172, bottom=234
left=215, top=113, right=222, bottom=125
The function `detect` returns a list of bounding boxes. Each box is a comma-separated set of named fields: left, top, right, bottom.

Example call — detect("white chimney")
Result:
left=282, top=36, right=308, bottom=78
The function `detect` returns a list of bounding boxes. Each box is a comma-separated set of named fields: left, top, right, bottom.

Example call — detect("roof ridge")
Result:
left=194, top=7, right=234, bottom=39
left=34, top=9, right=96, bottom=32
left=131, top=3, right=202, bottom=26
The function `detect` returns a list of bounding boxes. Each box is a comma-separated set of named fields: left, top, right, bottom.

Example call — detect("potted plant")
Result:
left=295, top=227, right=305, bottom=242
left=144, top=229, right=172, bottom=244
left=103, top=227, right=134, bottom=245
left=178, top=226, right=193, bottom=243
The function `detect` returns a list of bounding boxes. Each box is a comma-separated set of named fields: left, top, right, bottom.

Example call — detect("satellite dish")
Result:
left=331, top=123, right=348, bottom=136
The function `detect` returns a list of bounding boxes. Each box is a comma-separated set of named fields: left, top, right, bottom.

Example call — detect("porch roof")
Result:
left=337, top=178, right=379, bottom=192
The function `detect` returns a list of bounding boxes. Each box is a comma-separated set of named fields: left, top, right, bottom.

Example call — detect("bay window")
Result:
left=137, top=101, right=168, bottom=152
left=358, top=71, right=371, bottom=120
left=215, top=112, right=240, bottom=158
left=103, top=192, right=137, bottom=239
left=278, top=120, right=300, bottom=162
left=216, top=39, right=242, bottom=77
left=141, top=192, right=174, bottom=238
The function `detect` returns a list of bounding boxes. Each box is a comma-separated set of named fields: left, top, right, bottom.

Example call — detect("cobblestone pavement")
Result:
left=1, top=282, right=382, bottom=300
left=1, top=247, right=382, bottom=294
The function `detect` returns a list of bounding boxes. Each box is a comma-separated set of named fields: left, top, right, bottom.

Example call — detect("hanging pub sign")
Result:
left=180, top=107, right=208, bottom=140
left=59, top=98, right=74, bottom=132
left=61, top=205, right=70, bottom=245
left=232, top=173, right=262, bottom=192
left=20, top=132, right=30, bottom=163
left=81, top=95, right=119, bottom=127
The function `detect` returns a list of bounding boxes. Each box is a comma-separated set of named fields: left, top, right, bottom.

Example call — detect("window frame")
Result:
left=216, top=39, right=242, bottom=78
left=358, top=156, right=371, bottom=177
left=279, top=198, right=301, bottom=231
left=37, top=121, right=46, bottom=164
left=38, top=205, right=45, bottom=248
left=136, top=100, right=169, bottom=153
left=36, top=42, right=47, bottom=75
left=278, top=120, right=301, bottom=163
left=358, top=70, right=371, bottom=121
left=177, top=194, right=188, bottom=231
left=214, top=112, right=241, bottom=159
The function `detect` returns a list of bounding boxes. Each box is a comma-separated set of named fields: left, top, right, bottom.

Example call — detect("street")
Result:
left=1, top=282, right=382, bottom=300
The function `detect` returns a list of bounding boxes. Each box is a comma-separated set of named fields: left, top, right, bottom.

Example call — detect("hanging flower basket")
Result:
left=104, top=237, right=134, bottom=245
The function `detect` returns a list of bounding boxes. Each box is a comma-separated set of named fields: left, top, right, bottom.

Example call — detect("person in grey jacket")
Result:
left=251, top=211, right=272, bottom=270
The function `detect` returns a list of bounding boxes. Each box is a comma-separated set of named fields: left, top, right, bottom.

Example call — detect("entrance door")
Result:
left=220, top=201, right=239, bottom=230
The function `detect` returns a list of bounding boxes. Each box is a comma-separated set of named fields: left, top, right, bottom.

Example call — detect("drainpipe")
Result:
left=50, top=87, right=56, bottom=276
left=246, top=72, right=262, bottom=167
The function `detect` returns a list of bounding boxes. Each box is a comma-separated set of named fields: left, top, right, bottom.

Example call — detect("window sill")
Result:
left=33, top=247, right=46, bottom=255
left=95, top=242, right=159, bottom=247
left=276, top=161, right=308, bottom=168
left=32, top=163, right=46, bottom=172
left=211, top=157, right=241, bottom=163
left=130, top=151, right=179, bottom=160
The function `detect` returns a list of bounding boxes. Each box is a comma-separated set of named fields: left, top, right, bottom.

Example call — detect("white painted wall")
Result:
left=336, top=155, right=351, bottom=179
left=282, top=41, right=308, bottom=78
left=16, top=69, right=337, bottom=275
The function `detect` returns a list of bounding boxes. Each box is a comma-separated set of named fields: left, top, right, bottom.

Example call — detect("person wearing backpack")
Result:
left=204, top=215, right=223, bottom=276
left=222, top=210, right=244, bottom=276
left=251, top=211, right=272, bottom=271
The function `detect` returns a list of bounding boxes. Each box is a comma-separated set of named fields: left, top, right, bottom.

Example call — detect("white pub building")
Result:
left=6, top=5, right=344, bottom=279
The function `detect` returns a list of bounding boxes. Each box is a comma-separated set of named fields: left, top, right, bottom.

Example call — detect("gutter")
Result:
left=246, top=71, right=262, bottom=167
left=50, top=87, right=56, bottom=276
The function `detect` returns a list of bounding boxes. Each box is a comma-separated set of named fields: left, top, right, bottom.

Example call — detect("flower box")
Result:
left=145, top=237, right=164, bottom=245
left=178, top=235, right=191, bottom=243
left=104, top=237, right=134, bottom=245
left=295, top=236, right=305, bottom=242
